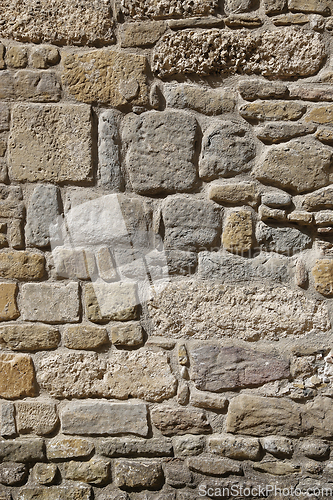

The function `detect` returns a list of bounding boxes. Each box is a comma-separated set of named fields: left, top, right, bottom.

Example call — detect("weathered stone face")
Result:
left=0, top=252, right=45, bottom=280
left=312, top=259, right=333, bottom=296
left=122, top=0, right=217, bottom=19
left=0, top=353, right=35, bottom=399
left=151, top=406, right=211, bottom=436
left=26, top=185, right=60, bottom=247
left=15, top=402, right=58, bottom=436
left=222, top=209, right=254, bottom=254
left=0, top=283, right=19, bottom=321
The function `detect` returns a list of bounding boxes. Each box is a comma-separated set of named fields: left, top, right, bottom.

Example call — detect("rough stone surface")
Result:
left=238, top=79, right=288, bottom=100
left=254, top=139, right=332, bottom=194
left=111, top=322, right=143, bottom=347
left=208, top=434, right=261, bottom=460
left=0, top=462, right=27, bottom=485
left=264, top=0, right=287, bottom=13
left=0, top=353, right=35, bottom=399
left=47, top=437, right=94, bottom=460
left=256, top=123, right=316, bottom=143
left=8, top=104, right=92, bottom=183
left=62, top=49, right=148, bottom=107
left=199, top=121, right=256, bottom=181
left=26, top=185, right=60, bottom=247
left=0, top=438, right=44, bottom=462
left=61, top=401, right=148, bottom=437
left=64, top=325, right=109, bottom=350
left=289, top=0, right=332, bottom=14
left=0, top=323, right=59, bottom=351
left=63, top=458, right=110, bottom=485
left=298, top=439, right=329, bottom=459
left=187, top=456, right=242, bottom=476
left=0, top=0, right=115, bottom=45
left=16, top=402, right=58, bottom=436
left=164, top=84, right=235, bottom=115
left=0, top=283, right=19, bottom=321
left=312, top=259, right=333, bottom=296
left=122, top=0, right=217, bottom=19
left=98, top=110, right=122, bottom=190
left=0, top=251, right=45, bottom=280
left=162, top=195, right=221, bottom=251
left=208, top=182, right=259, bottom=207
left=16, top=485, right=92, bottom=500
left=98, top=437, right=173, bottom=457
left=85, top=282, right=139, bottom=322
left=240, top=101, right=306, bottom=121
left=173, top=435, right=205, bottom=457
left=30, top=45, right=60, bottom=69
left=115, top=460, right=163, bottom=488
left=37, top=350, right=177, bottom=402
left=13, top=70, right=61, bottom=102
left=302, top=186, right=333, bottom=210
left=190, top=389, right=227, bottom=411
left=151, top=406, right=211, bottom=436
left=190, top=345, right=290, bottom=392
left=120, top=21, right=167, bottom=47
left=1, top=403, right=16, bottom=438
left=123, top=111, right=198, bottom=195
left=222, top=209, right=254, bottom=254
left=256, top=222, right=312, bottom=255
left=21, top=283, right=80, bottom=323
left=261, top=436, right=293, bottom=457
left=153, top=28, right=325, bottom=78
left=32, top=463, right=58, bottom=485
left=148, top=282, right=330, bottom=341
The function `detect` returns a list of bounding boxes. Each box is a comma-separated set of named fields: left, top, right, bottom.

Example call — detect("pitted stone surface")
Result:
left=151, top=406, right=211, bottom=436
left=0, top=324, right=59, bottom=351
left=153, top=28, right=325, bottom=77
left=37, top=350, right=177, bottom=402
left=0, top=252, right=45, bottom=280
left=122, top=0, right=217, bottom=19
left=16, top=402, right=58, bottom=436
left=0, top=0, right=115, bottom=46
left=148, top=282, right=331, bottom=341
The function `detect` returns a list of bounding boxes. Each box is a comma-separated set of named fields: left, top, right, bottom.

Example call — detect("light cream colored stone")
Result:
left=114, top=460, right=163, bottom=488
left=0, top=251, right=45, bottom=280
left=151, top=405, right=211, bottom=436
left=264, top=0, right=286, bottom=13
left=120, top=21, right=167, bottom=47
left=122, top=0, right=217, bottom=19
left=0, top=353, right=35, bottom=399
left=301, top=186, right=333, bottom=210
left=222, top=209, right=254, bottom=254
left=253, top=462, right=300, bottom=475
left=62, top=49, right=148, bottom=107
left=312, top=259, right=333, bottom=296
left=148, top=282, right=331, bottom=341
left=240, top=101, right=306, bottom=121
left=190, top=389, right=228, bottom=410
left=30, top=45, right=60, bottom=69
left=0, top=0, right=115, bottom=45
left=5, top=46, right=27, bottom=68
left=64, top=325, right=109, bottom=350
left=187, top=456, right=242, bottom=475
left=0, top=284, right=19, bottom=321
left=15, top=402, right=58, bottom=436
left=258, top=205, right=286, bottom=222
left=0, top=324, right=59, bottom=351
left=8, top=103, right=92, bottom=183
left=164, top=84, right=235, bottom=115
left=110, top=322, right=143, bottom=347
left=208, top=434, right=261, bottom=460
left=316, top=127, right=333, bottom=144
left=47, top=437, right=94, bottom=460
left=37, top=350, right=177, bottom=402
left=256, top=122, right=316, bottom=143
left=208, top=182, right=259, bottom=207
left=85, top=282, right=139, bottom=322
left=238, top=79, right=288, bottom=100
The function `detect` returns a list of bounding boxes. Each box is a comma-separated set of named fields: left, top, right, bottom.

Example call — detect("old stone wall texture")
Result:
left=1, top=0, right=333, bottom=498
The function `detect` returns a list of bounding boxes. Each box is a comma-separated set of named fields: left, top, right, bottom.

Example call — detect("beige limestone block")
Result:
left=0, top=284, right=19, bottom=321
left=0, top=353, right=35, bottom=399
left=30, top=45, right=60, bottom=69
left=85, top=282, right=138, bottom=322
left=253, top=462, right=300, bottom=475
left=5, top=47, right=28, bottom=68
left=122, top=0, right=217, bottom=19
left=0, top=324, right=59, bottom=351
left=8, top=103, right=92, bottom=183
left=208, top=182, right=259, bottom=207
left=15, top=402, right=58, bottom=436
left=208, top=434, right=261, bottom=460
left=306, top=105, right=333, bottom=124
left=239, top=101, right=306, bottom=121
left=0, top=251, right=45, bottom=280
left=64, top=325, right=109, bottom=350
left=151, top=406, right=211, bottom=436
left=47, top=437, right=94, bottom=460
left=238, top=79, right=288, bottom=100
left=301, top=186, right=333, bottom=210
left=120, top=21, right=167, bottom=47
left=187, top=456, right=242, bottom=475
left=32, top=463, right=58, bottom=485
left=164, top=84, right=236, bottom=115
left=62, top=49, right=149, bottom=107
left=222, top=209, right=254, bottom=254
left=312, top=259, right=333, bottom=296
left=63, top=458, right=110, bottom=485
left=114, top=460, right=163, bottom=488
left=110, top=322, right=143, bottom=347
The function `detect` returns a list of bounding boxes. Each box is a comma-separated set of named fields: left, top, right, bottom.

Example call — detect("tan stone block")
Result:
left=263, top=0, right=286, bottom=13
left=120, top=21, right=167, bottom=47
left=306, top=105, right=333, bottom=124
left=122, top=0, right=217, bottom=19
left=208, top=182, right=259, bottom=207
left=47, top=437, right=94, bottom=460
left=164, top=84, right=236, bottom=115
left=30, top=45, right=60, bottom=69
left=8, top=103, right=92, bottom=183
left=0, top=283, right=19, bottom=321
left=85, top=282, right=138, bottom=322
left=64, top=325, right=109, bottom=350
left=316, top=127, right=333, bottom=145
left=114, top=460, right=163, bottom=488
left=62, top=49, right=149, bottom=107
left=5, top=46, right=28, bottom=68
left=253, top=462, right=300, bottom=475
left=14, top=70, right=61, bottom=102
left=187, top=456, right=242, bottom=476
left=0, top=44, right=4, bottom=69
left=273, top=12, right=309, bottom=24
left=312, top=259, right=333, bottom=296
left=0, top=353, right=35, bottom=399
left=208, top=434, right=261, bottom=460
left=289, top=0, right=331, bottom=14
left=15, top=401, right=58, bottom=436
left=0, top=324, right=59, bottom=351
left=0, top=251, right=45, bottom=280
left=239, top=101, right=306, bottom=121
left=110, top=322, right=143, bottom=347
left=63, top=458, right=110, bottom=485
left=222, top=209, right=254, bottom=254
left=32, top=463, right=58, bottom=485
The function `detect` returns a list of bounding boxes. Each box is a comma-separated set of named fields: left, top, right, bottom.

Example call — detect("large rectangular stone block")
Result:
left=8, top=104, right=92, bottom=183
left=0, top=438, right=44, bottom=462
left=0, top=251, right=45, bottom=280
left=61, top=401, right=149, bottom=437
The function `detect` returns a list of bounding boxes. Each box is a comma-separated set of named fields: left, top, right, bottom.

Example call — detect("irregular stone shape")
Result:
left=38, top=350, right=177, bottom=402
left=1, top=403, right=16, bottom=438
left=264, top=0, right=287, bottom=13
left=0, top=462, right=27, bottom=485
left=312, top=259, right=333, bottom=296
left=256, top=122, right=316, bottom=143
left=187, top=456, right=242, bottom=476
left=208, top=182, right=259, bottom=208
left=162, top=196, right=221, bottom=251
left=52, top=248, right=96, bottom=280
left=14, top=70, right=61, bottom=102
left=164, top=459, right=193, bottom=488
left=123, top=111, right=198, bottom=195
left=240, top=101, right=306, bottom=121
left=64, top=325, right=109, bottom=350
left=253, top=462, right=300, bottom=475
left=316, top=128, right=333, bottom=145
left=0, top=438, right=44, bottom=462
left=259, top=205, right=286, bottom=222
left=5, top=47, right=27, bottom=68
left=173, top=435, right=205, bottom=457
left=289, top=86, right=333, bottom=101
left=96, top=247, right=117, bottom=281
left=32, top=463, right=58, bottom=485
left=0, top=105, right=10, bottom=132
left=314, top=210, right=333, bottom=226
left=47, top=437, right=94, bottom=460
left=261, top=436, right=293, bottom=458
left=261, top=191, right=291, bottom=208
left=85, top=282, right=138, bottom=322
left=166, top=250, right=198, bottom=276
left=199, top=121, right=255, bottom=181
left=17, top=485, right=92, bottom=500
left=289, top=0, right=331, bottom=14
left=120, top=21, right=167, bottom=47
left=225, top=0, right=254, bottom=13
left=98, top=110, right=122, bottom=190
left=30, top=45, right=60, bottom=69
left=0, top=185, right=24, bottom=219
left=208, top=434, right=261, bottom=460
left=26, top=185, right=60, bottom=247
left=298, top=439, right=329, bottom=459
left=0, top=252, right=45, bottom=280
left=8, top=104, right=92, bottom=183
left=254, top=139, right=332, bottom=194
left=302, top=397, right=333, bottom=438
left=61, top=401, right=148, bottom=437
left=306, top=105, right=333, bottom=124
left=164, top=84, right=235, bottom=115
left=301, top=186, right=333, bottom=210
left=114, top=460, right=163, bottom=489
left=148, top=282, right=330, bottom=340
left=0, top=353, right=35, bottom=399
left=190, top=389, right=227, bottom=411
left=222, top=209, right=254, bottom=254
left=0, top=0, right=115, bottom=45
left=256, top=222, right=312, bottom=256
left=0, top=283, right=19, bottom=321
left=16, top=402, right=58, bottom=436
left=151, top=406, right=211, bottom=436
left=226, top=395, right=302, bottom=437
left=111, top=322, right=143, bottom=347
left=62, top=49, right=148, bottom=107
left=0, top=324, right=59, bottom=351
left=153, top=28, right=325, bottom=78
left=98, top=437, right=173, bottom=457
left=63, top=458, right=110, bottom=485
left=238, top=79, right=288, bottom=100
left=122, top=0, right=217, bottom=18
left=21, top=283, right=79, bottom=323
left=190, top=345, right=290, bottom=392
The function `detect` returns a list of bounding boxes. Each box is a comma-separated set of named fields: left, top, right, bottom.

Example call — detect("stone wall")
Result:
left=0, top=0, right=333, bottom=498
